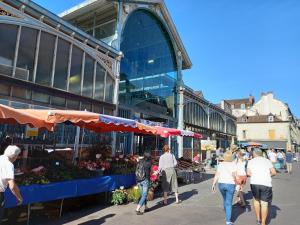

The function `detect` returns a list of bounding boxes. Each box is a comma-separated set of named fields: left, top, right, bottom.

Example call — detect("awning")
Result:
left=180, top=130, right=203, bottom=139
left=19, top=109, right=156, bottom=135
left=0, top=104, right=52, bottom=130
left=155, top=127, right=181, bottom=138
left=154, top=126, right=203, bottom=139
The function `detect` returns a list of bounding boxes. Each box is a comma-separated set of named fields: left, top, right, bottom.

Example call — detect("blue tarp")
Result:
left=4, top=174, right=135, bottom=208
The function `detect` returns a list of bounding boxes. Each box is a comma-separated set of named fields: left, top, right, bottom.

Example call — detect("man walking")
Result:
left=0, top=145, right=23, bottom=224
left=247, top=149, right=276, bottom=225
left=285, top=150, right=293, bottom=174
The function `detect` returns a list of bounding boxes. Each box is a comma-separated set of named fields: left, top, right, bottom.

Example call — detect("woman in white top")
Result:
left=158, top=145, right=180, bottom=205
left=235, top=150, right=247, bottom=207
left=212, top=151, right=237, bottom=225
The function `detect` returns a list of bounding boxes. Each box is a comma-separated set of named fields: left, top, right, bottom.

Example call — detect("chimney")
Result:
left=249, top=94, right=254, bottom=105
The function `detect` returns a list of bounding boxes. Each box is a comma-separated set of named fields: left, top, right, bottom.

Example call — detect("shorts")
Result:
left=250, top=184, right=273, bottom=203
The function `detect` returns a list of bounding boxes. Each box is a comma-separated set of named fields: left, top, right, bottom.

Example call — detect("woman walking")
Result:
left=135, top=151, right=152, bottom=215
left=212, top=151, right=237, bottom=225
left=158, top=145, right=181, bottom=205
left=234, top=150, right=247, bottom=207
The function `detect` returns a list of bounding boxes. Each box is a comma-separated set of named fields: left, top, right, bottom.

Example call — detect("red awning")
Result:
left=0, top=104, right=53, bottom=130
left=18, top=109, right=156, bottom=135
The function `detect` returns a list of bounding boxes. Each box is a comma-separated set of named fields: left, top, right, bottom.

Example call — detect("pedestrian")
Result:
left=135, top=151, right=152, bottom=215
left=234, top=150, right=247, bottom=207
left=277, top=150, right=285, bottom=169
left=285, top=150, right=293, bottom=174
left=0, top=136, right=12, bottom=155
left=247, top=148, right=276, bottom=225
left=268, top=149, right=277, bottom=166
left=0, top=145, right=23, bottom=224
left=211, top=151, right=237, bottom=225
left=193, top=153, right=201, bottom=164
left=158, top=145, right=181, bottom=205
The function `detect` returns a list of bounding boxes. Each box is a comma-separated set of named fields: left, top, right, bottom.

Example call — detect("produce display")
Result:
left=14, top=144, right=138, bottom=186
left=15, top=164, right=97, bottom=186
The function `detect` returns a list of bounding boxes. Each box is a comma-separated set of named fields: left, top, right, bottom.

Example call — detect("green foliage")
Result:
left=127, top=186, right=141, bottom=203
left=111, top=189, right=127, bottom=205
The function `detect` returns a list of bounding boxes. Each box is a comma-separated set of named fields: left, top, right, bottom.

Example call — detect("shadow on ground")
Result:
left=267, top=205, right=281, bottom=224
left=77, top=213, right=115, bottom=225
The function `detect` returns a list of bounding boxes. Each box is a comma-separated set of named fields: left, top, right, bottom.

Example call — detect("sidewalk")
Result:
left=48, top=163, right=300, bottom=225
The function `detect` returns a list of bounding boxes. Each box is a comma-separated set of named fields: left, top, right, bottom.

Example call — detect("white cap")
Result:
left=4, top=145, right=21, bottom=158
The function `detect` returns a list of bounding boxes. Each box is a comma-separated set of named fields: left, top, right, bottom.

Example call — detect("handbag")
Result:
left=235, top=175, right=247, bottom=185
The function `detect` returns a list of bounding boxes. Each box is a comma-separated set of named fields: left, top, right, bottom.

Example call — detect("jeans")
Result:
left=219, top=183, right=236, bottom=223
left=0, top=192, right=4, bottom=225
left=138, top=179, right=149, bottom=206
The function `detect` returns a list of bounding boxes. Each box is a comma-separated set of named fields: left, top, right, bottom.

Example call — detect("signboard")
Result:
left=25, top=125, right=38, bottom=138
left=201, top=140, right=217, bottom=151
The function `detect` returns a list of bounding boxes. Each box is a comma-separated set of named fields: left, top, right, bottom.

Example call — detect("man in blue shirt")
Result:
left=285, top=150, right=293, bottom=174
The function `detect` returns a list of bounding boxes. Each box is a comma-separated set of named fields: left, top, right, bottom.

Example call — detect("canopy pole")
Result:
left=73, top=126, right=80, bottom=164
left=191, top=137, right=194, bottom=161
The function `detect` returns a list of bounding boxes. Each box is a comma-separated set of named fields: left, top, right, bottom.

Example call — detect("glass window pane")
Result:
left=12, top=86, right=31, bottom=99
left=36, top=32, right=56, bottom=86
left=0, top=24, right=18, bottom=76
left=81, top=102, right=92, bottom=112
left=69, top=46, right=83, bottom=95
left=67, top=99, right=80, bottom=110
left=16, top=27, right=38, bottom=81
left=105, top=75, right=114, bottom=103
left=93, top=104, right=103, bottom=113
left=54, top=38, right=70, bottom=90
left=95, top=63, right=105, bottom=101
left=32, top=91, right=49, bottom=103
left=51, top=96, right=66, bottom=107
left=103, top=108, right=113, bottom=115
left=0, top=83, right=11, bottom=96
left=95, top=20, right=116, bottom=40
left=82, top=55, right=94, bottom=97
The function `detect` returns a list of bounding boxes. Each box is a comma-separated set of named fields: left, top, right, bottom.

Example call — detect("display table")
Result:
left=5, top=173, right=135, bottom=208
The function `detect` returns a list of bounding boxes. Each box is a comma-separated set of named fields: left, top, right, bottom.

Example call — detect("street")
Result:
left=48, top=162, right=300, bottom=225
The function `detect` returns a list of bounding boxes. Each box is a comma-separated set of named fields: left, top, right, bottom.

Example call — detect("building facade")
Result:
left=60, top=0, right=192, bottom=157
left=183, top=87, right=237, bottom=159
left=226, top=92, right=300, bottom=151
left=0, top=0, right=119, bottom=146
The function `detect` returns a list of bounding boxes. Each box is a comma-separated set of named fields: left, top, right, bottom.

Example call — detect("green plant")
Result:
left=127, top=186, right=141, bottom=203
left=111, top=189, right=127, bottom=205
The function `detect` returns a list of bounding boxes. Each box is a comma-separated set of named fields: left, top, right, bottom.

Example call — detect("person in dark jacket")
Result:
left=135, top=151, right=152, bottom=215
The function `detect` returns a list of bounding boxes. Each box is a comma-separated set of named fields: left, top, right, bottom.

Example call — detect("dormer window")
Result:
left=268, top=115, right=274, bottom=122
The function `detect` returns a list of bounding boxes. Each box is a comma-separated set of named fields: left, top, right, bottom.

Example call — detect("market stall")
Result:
left=0, top=104, right=203, bottom=223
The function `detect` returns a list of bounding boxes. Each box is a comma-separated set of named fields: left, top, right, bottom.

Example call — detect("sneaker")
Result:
left=136, top=210, right=143, bottom=215
left=256, top=220, right=261, bottom=225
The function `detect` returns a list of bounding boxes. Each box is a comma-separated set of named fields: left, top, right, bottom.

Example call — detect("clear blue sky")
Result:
left=34, top=0, right=300, bottom=117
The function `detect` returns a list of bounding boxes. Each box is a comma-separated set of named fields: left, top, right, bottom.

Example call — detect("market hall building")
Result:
left=0, top=0, right=237, bottom=158
left=0, top=0, right=120, bottom=146
left=60, top=0, right=193, bottom=157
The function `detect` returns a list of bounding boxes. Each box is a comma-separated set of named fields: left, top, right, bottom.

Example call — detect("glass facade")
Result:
left=226, top=119, right=236, bottom=135
left=53, top=38, right=70, bottom=90
left=16, top=27, right=38, bottom=81
left=69, top=46, right=83, bottom=95
left=184, top=102, right=208, bottom=127
left=82, top=55, right=94, bottom=98
left=210, top=112, right=225, bottom=132
left=35, top=32, right=56, bottom=86
left=0, top=24, right=17, bottom=76
left=120, top=9, right=177, bottom=117
left=0, top=23, right=115, bottom=111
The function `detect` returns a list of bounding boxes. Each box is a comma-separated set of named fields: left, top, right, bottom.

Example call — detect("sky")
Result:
left=34, top=0, right=300, bottom=117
